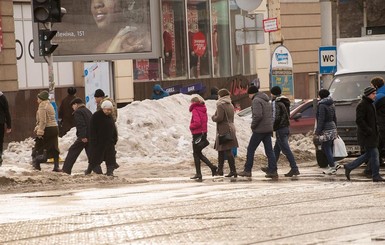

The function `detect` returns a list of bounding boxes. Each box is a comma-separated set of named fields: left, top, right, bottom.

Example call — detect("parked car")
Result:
left=237, top=99, right=315, bottom=135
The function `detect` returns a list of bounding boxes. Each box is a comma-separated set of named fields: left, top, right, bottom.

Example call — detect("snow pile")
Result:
left=1, top=94, right=315, bottom=177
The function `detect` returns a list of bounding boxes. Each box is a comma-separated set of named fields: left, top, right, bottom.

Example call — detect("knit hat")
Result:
left=70, top=97, right=83, bottom=106
left=101, top=100, right=113, bottom=109
left=247, top=85, right=259, bottom=94
left=94, top=89, right=105, bottom=98
left=67, top=87, right=77, bottom=95
left=37, top=90, right=49, bottom=101
left=270, top=86, right=281, bottom=96
left=218, top=88, right=230, bottom=97
left=318, top=89, right=330, bottom=99
left=364, top=86, right=376, bottom=97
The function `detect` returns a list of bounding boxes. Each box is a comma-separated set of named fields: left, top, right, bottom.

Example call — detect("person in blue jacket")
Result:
left=152, top=84, right=170, bottom=100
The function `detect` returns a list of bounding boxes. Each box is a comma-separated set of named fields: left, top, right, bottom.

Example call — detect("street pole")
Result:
left=320, top=0, right=334, bottom=90
left=47, top=22, right=55, bottom=101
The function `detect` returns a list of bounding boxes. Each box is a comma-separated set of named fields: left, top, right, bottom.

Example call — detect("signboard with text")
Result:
left=263, top=18, right=278, bottom=32
left=271, top=45, right=294, bottom=100
left=33, top=1, right=161, bottom=62
left=319, top=46, right=337, bottom=74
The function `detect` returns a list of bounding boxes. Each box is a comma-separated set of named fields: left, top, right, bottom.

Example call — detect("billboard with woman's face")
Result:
left=33, top=0, right=160, bottom=62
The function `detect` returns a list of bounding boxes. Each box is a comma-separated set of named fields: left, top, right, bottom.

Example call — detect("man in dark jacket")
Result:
left=371, top=77, right=385, bottom=168
left=0, top=91, right=11, bottom=166
left=270, top=86, right=300, bottom=177
left=238, top=85, right=277, bottom=178
left=85, top=100, right=118, bottom=176
left=58, top=87, right=77, bottom=137
left=61, top=98, right=102, bottom=175
left=344, top=87, right=385, bottom=182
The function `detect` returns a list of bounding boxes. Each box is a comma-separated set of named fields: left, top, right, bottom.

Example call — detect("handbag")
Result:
left=194, top=134, right=209, bottom=149
left=333, top=135, right=348, bottom=158
left=218, top=105, right=234, bottom=145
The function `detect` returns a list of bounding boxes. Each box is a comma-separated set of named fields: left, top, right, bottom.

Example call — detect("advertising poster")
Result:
left=271, top=45, right=294, bottom=100
left=84, top=62, right=112, bottom=113
left=271, top=70, right=294, bottom=100
left=33, top=1, right=160, bottom=62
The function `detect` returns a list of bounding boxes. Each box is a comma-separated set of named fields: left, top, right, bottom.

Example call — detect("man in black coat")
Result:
left=85, top=100, right=118, bottom=176
left=58, top=87, right=77, bottom=137
left=0, top=91, right=11, bottom=166
left=344, top=87, right=385, bottom=182
left=62, top=98, right=102, bottom=174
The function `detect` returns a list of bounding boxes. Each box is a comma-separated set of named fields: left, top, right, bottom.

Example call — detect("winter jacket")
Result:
left=356, top=96, right=379, bottom=148
left=189, top=102, right=208, bottom=135
left=273, top=96, right=290, bottom=131
left=152, top=84, right=170, bottom=100
left=58, top=94, right=76, bottom=136
left=315, top=96, right=337, bottom=134
left=89, top=110, right=118, bottom=165
left=212, top=95, right=239, bottom=151
left=35, top=100, right=58, bottom=136
left=74, top=104, right=92, bottom=139
left=250, top=92, right=273, bottom=133
left=375, top=85, right=385, bottom=103
left=97, top=97, right=118, bottom=122
left=0, top=92, right=11, bottom=128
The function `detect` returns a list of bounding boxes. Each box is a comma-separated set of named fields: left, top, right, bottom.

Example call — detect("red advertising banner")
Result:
left=0, top=15, right=3, bottom=52
left=192, top=32, right=207, bottom=57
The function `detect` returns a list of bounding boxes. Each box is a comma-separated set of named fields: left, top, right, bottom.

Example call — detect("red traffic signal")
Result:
left=33, top=0, right=63, bottom=23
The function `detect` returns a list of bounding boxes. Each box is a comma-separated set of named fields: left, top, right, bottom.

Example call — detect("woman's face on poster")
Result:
left=91, top=0, right=120, bottom=29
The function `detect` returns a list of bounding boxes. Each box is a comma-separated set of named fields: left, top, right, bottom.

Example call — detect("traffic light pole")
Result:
left=47, top=22, right=55, bottom=101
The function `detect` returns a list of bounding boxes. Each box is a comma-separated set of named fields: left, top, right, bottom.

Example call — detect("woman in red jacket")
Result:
left=189, top=95, right=217, bottom=180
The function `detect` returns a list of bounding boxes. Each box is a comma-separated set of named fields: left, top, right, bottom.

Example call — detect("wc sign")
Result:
left=319, top=46, right=337, bottom=74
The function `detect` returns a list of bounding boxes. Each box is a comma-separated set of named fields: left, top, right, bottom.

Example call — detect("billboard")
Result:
left=33, top=0, right=160, bottom=62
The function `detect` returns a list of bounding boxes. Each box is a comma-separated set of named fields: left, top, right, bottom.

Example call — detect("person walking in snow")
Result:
left=94, top=89, right=118, bottom=122
left=212, top=89, right=238, bottom=178
left=61, top=98, right=102, bottom=175
left=85, top=100, right=118, bottom=176
left=189, top=95, right=217, bottom=180
left=270, top=86, right=300, bottom=177
left=152, top=84, right=169, bottom=100
left=32, top=91, right=60, bottom=172
left=238, top=85, right=277, bottom=179
left=0, top=91, right=11, bottom=166
left=58, top=87, right=77, bottom=137
left=344, top=87, right=385, bottom=182
left=315, top=89, right=340, bottom=175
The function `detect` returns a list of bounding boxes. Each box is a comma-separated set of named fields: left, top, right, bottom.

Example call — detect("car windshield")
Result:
left=329, top=73, right=385, bottom=101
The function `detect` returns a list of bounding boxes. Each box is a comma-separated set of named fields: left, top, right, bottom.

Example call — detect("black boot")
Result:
left=217, top=152, right=224, bottom=176
left=52, top=157, right=61, bottom=172
left=191, top=153, right=202, bottom=180
left=201, top=155, right=217, bottom=176
left=106, top=165, right=114, bottom=176
left=226, top=153, right=237, bottom=178
left=32, top=158, right=41, bottom=171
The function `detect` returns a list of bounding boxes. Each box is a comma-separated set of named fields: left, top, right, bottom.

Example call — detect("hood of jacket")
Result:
left=153, top=84, right=164, bottom=92
left=189, top=102, right=207, bottom=113
left=318, top=96, right=334, bottom=106
left=216, top=95, right=232, bottom=105
left=275, top=96, right=290, bottom=108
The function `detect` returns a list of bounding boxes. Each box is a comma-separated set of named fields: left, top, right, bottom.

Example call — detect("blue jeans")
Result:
left=345, top=147, right=380, bottom=178
left=274, top=127, right=298, bottom=170
left=322, top=140, right=335, bottom=167
left=244, top=132, right=276, bottom=172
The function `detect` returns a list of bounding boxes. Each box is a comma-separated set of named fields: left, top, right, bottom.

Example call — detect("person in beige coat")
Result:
left=212, top=89, right=239, bottom=177
left=32, top=91, right=60, bottom=171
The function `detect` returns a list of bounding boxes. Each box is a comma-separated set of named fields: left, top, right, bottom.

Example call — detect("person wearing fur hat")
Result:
left=315, top=89, right=340, bottom=175
left=212, top=88, right=239, bottom=177
left=344, top=87, right=385, bottom=182
left=58, top=87, right=77, bottom=137
left=32, top=90, right=60, bottom=171
left=189, top=95, right=217, bottom=180
left=85, top=100, right=118, bottom=176
left=61, top=98, right=102, bottom=175
left=94, top=89, right=118, bottom=122
left=238, top=85, right=277, bottom=179
left=270, top=86, right=300, bottom=177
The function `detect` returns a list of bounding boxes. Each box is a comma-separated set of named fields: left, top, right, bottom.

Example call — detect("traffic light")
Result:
left=38, top=30, right=58, bottom=56
left=33, top=0, right=63, bottom=23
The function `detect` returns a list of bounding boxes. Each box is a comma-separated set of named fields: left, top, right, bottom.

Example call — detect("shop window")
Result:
left=161, top=0, right=188, bottom=79
left=133, top=59, right=159, bottom=81
left=187, top=1, right=211, bottom=79
left=211, top=0, right=231, bottom=77
left=230, top=6, right=243, bottom=75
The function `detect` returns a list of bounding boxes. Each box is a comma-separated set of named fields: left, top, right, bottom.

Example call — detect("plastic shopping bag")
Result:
left=333, top=136, right=348, bottom=158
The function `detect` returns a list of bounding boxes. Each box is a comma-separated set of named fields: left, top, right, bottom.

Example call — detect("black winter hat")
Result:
left=94, top=89, right=105, bottom=98
left=270, top=86, right=281, bottom=96
left=67, top=87, right=77, bottom=95
left=70, top=97, right=84, bottom=106
left=318, top=89, right=330, bottom=99
left=247, top=85, right=259, bottom=94
left=364, top=86, right=376, bottom=97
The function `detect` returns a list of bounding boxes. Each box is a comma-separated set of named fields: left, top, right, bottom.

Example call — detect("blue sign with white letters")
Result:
left=319, top=46, right=337, bottom=74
